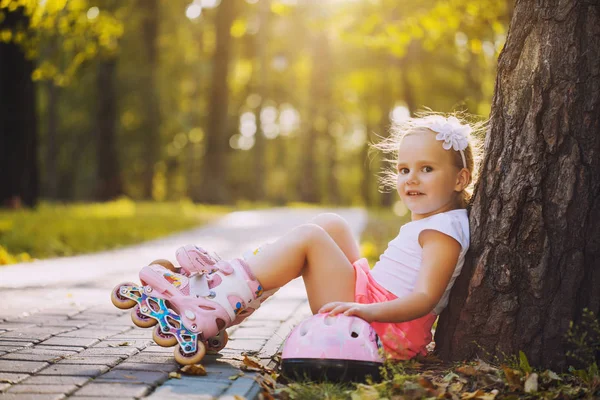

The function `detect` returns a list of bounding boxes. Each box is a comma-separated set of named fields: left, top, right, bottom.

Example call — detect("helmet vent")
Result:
left=351, top=331, right=359, bottom=338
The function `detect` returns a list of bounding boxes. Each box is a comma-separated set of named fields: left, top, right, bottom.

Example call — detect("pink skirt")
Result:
left=353, top=258, right=437, bottom=360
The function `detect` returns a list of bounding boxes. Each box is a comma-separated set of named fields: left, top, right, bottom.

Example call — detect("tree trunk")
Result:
left=435, top=0, right=600, bottom=370
left=251, top=0, right=270, bottom=202
left=140, top=0, right=160, bottom=200
left=0, top=8, right=38, bottom=208
left=299, top=30, right=331, bottom=203
left=200, top=1, right=236, bottom=203
left=95, top=58, right=123, bottom=201
left=44, top=81, right=59, bottom=200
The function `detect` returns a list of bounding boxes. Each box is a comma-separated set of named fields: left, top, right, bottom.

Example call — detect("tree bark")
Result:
left=95, top=58, right=123, bottom=201
left=140, top=0, right=160, bottom=200
left=44, top=81, right=59, bottom=200
left=435, top=0, right=600, bottom=369
left=0, top=8, right=38, bottom=208
left=200, top=1, right=236, bottom=203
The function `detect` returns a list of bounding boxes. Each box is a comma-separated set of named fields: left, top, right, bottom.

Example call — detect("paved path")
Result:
left=0, top=208, right=367, bottom=399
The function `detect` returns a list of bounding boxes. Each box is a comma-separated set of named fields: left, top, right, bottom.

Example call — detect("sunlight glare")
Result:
left=87, top=7, right=99, bottom=20
left=201, top=0, right=221, bottom=8
left=186, top=4, right=202, bottom=20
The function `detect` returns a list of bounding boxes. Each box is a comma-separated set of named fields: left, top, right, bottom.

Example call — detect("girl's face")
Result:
left=396, top=130, right=467, bottom=220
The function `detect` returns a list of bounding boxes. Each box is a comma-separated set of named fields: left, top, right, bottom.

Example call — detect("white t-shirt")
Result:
left=370, top=209, right=469, bottom=315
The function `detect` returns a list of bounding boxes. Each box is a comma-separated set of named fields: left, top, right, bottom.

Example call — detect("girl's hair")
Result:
left=372, top=111, right=485, bottom=208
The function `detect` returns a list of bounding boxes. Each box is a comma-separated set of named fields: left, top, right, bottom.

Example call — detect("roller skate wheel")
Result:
left=152, top=325, right=178, bottom=347
left=184, top=310, right=196, bottom=320
left=144, top=286, right=153, bottom=294
left=130, top=305, right=158, bottom=328
left=206, top=330, right=228, bottom=354
left=110, top=282, right=137, bottom=310
left=174, top=342, right=206, bottom=365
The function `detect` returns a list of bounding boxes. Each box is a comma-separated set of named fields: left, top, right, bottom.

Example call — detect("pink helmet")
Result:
left=281, top=313, right=384, bottom=382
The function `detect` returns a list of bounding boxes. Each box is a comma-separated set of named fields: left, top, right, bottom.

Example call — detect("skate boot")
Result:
left=176, top=244, right=278, bottom=327
left=111, top=258, right=264, bottom=365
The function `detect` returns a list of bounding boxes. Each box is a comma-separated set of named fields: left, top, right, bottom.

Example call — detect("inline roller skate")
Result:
left=111, top=256, right=264, bottom=364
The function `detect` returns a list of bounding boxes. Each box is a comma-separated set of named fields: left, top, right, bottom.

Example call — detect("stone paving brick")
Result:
left=155, top=377, right=229, bottom=398
left=0, top=344, right=28, bottom=352
left=94, top=369, right=169, bottom=385
left=35, top=345, right=85, bottom=353
left=40, top=321, right=89, bottom=328
left=0, top=372, right=30, bottom=384
left=113, top=362, right=179, bottom=373
left=0, top=352, right=64, bottom=363
left=72, top=382, right=151, bottom=397
left=0, top=394, right=66, bottom=400
left=37, top=364, right=110, bottom=377
left=94, top=338, right=152, bottom=350
left=20, top=375, right=90, bottom=386
left=70, top=397, right=135, bottom=400
left=224, top=339, right=266, bottom=351
left=0, top=360, right=49, bottom=374
left=55, top=329, right=119, bottom=340
left=0, top=326, right=75, bottom=340
left=78, top=346, right=139, bottom=357
left=220, top=375, right=261, bottom=398
left=6, top=383, right=78, bottom=395
left=141, top=345, right=175, bottom=353
left=228, top=327, right=276, bottom=340
left=58, top=355, right=123, bottom=367
left=37, top=337, right=99, bottom=348
left=126, top=352, right=177, bottom=364
left=6, top=316, right=69, bottom=325
left=0, top=322, right=37, bottom=331
left=250, top=299, right=304, bottom=321
left=14, top=348, right=80, bottom=357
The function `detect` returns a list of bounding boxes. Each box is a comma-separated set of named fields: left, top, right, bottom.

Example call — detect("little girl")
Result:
left=140, top=113, right=480, bottom=361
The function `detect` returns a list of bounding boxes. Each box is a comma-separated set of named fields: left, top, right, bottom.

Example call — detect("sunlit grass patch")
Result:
left=360, top=207, right=411, bottom=266
left=0, top=198, right=231, bottom=265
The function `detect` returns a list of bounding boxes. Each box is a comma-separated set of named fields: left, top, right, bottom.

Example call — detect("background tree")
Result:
left=436, top=0, right=600, bottom=369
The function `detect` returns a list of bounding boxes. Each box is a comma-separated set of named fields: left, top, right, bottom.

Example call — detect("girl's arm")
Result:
left=320, top=229, right=461, bottom=323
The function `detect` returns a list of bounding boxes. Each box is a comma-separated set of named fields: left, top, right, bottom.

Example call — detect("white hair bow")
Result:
left=418, top=116, right=470, bottom=168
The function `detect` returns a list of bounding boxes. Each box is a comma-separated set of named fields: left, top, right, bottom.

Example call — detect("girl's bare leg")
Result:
left=310, top=213, right=361, bottom=264
left=247, top=224, right=355, bottom=313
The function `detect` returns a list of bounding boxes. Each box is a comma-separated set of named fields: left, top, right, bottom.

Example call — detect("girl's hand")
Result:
left=318, top=302, right=377, bottom=323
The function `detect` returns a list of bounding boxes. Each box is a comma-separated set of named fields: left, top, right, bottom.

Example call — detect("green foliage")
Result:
left=566, top=309, right=600, bottom=394
left=0, top=0, right=123, bottom=85
left=360, top=208, right=411, bottom=266
left=0, top=198, right=230, bottom=264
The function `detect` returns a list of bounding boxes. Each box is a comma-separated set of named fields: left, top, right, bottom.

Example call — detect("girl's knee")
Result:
left=311, top=213, right=350, bottom=237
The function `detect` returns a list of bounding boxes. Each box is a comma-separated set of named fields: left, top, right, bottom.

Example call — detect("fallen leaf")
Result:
left=0, top=379, right=14, bottom=384
left=243, top=355, right=263, bottom=370
left=501, top=366, right=522, bottom=390
left=180, top=364, right=207, bottom=376
left=350, top=383, right=380, bottom=400
left=461, top=389, right=485, bottom=399
left=108, top=342, right=130, bottom=347
left=457, top=365, right=478, bottom=376
left=168, top=372, right=181, bottom=379
left=524, top=372, right=538, bottom=393
left=443, top=371, right=460, bottom=382
left=229, top=372, right=245, bottom=380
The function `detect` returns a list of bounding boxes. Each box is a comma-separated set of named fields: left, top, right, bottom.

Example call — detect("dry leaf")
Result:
left=180, top=364, right=207, bottom=376
left=168, top=372, right=181, bottom=379
left=501, top=366, right=522, bottom=390
left=243, top=355, right=263, bottom=370
left=108, top=342, right=130, bottom=347
left=0, top=379, right=14, bottom=384
left=457, top=365, right=478, bottom=376
left=229, top=372, right=245, bottom=380
left=461, top=389, right=485, bottom=399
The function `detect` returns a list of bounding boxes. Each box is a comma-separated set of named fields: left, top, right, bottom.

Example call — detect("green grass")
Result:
left=359, top=207, right=411, bottom=266
left=0, top=198, right=231, bottom=265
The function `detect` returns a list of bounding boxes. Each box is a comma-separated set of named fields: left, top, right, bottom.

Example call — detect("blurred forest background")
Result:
left=0, top=0, right=511, bottom=207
